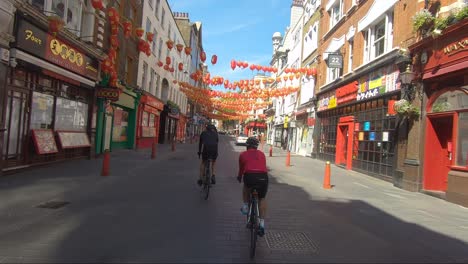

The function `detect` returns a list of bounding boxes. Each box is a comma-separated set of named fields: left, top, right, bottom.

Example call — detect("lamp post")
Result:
left=399, top=64, right=416, bottom=101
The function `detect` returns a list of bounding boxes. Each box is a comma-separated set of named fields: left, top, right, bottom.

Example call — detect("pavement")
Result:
left=0, top=135, right=467, bottom=263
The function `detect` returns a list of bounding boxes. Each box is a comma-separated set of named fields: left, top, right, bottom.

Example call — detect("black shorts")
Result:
left=243, top=172, right=268, bottom=199
left=202, top=145, right=218, bottom=161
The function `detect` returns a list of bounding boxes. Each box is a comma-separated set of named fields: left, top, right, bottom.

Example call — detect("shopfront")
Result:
left=294, top=108, right=316, bottom=156
left=1, top=16, right=98, bottom=172
left=410, top=20, right=468, bottom=206
left=316, top=64, right=401, bottom=181
left=136, top=93, right=163, bottom=149
left=110, top=90, right=138, bottom=150
left=159, top=104, right=179, bottom=144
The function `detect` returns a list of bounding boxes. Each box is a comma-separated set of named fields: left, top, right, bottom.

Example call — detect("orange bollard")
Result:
left=323, top=161, right=331, bottom=189
left=286, top=150, right=291, bottom=167
left=101, top=150, right=110, bottom=176
left=151, top=142, right=157, bottom=159
left=269, top=145, right=273, bottom=157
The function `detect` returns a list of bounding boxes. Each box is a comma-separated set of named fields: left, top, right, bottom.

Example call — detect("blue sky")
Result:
left=169, top=0, right=292, bottom=91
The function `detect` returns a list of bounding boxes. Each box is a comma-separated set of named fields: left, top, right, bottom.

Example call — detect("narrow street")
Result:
left=0, top=135, right=467, bottom=263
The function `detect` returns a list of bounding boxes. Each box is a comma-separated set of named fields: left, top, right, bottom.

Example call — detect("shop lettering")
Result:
left=49, top=38, right=84, bottom=67
left=357, top=89, right=379, bottom=101
left=336, top=84, right=357, bottom=98
left=443, top=39, right=468, bottom=55
left=86, top=63, right=98, bottom=73
left=24, top=30, right=42, bottom=45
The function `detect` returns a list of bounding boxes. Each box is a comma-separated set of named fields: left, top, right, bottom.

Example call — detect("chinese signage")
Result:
left=443, top=38, right=468, bottom=56
left=357, top=65, right=400, bottom=101
left=97, top=88, right=121, bottom=101
left=15, top=18, right=98, bottom=80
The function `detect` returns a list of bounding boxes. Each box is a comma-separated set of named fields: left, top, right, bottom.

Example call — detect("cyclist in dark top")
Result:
left=237, top=137, right=268, bottom=236
left=198, top=124, right=219, bottom=185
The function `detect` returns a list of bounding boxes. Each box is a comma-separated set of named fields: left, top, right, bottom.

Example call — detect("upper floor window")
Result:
left=161, top=8, right=166, bottom=29
left=362, top=12, right=393, bottom=63
left=348, top=40, right=354, bottom=72
left=155, top=0, right=161, bottom=18
left=30, top=0, right=82, bottom=37
left=329, top=0, right=344, bottom=29
left=146, top=18, right=152, bottom=33
left=303, top=22, right=318, bottom=58
left=168, top=25, right=171, bottom=40
left=327, top=67, right=342, bottom=83
left=293, top=27, right=301, bottom=46
left=152, top=30, right=157, bottom=55
left=148, top=0, right=153, bottom=9
left=158, top=38, right=163, bottom=61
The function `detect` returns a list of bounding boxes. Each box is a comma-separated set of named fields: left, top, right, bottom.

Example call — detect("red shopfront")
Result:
left=136, top=94, right=164, bottom=149
left=410, top=19, right=468, bottom=206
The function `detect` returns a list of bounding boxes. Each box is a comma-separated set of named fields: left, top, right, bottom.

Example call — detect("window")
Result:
left=457, top=112, right=468, bottom=167
left=149, top=69, right=155, bottom=95
left=155, top=74, right=161, bottom=98
left=327, top=67, right=342, bottom=83
left=148, top=0, right=153, bottom=8
left=161, top=8, right=166, bottom=29
left=55, top=98, right=88, bottom=131
left=31, top=0, right=83, bottom=36
left=157, top=38, right=163, bottom=61
left=31, top=92, right=54, bottom=129
left=303, top=22, right=318, bottom=58
left=142, top=62, right=148, bottom=91
left=152, top=30, right=157, bottom=54
left=363, top=13, right=393, bottom=63
left=329, top=0, right=344, bottom=29
left=348, top=41, right=353, bottom=72
left=112, top=107, right=129, bottom=142
left=146, top=18, right=152, bottom=34
left=155, top=0, right=161, bottom=19
left=168, top=25, right=172, bottom=40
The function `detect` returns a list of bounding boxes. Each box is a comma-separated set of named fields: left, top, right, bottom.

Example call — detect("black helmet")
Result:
left=246, top=137, right=259, bottom=148
left=206, top=124, right=216, bottom=131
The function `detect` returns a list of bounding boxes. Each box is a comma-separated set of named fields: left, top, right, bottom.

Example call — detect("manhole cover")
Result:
left=37, top=201, right=69, bottom=209
left=265, top=231, right=318, bottom=252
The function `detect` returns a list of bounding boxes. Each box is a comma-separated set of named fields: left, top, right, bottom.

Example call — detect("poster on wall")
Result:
left=31, top=129, right=59, bottom=154
left=369, top=132, right=376, bottom=141
left=354, top=123, right=360, bottom=131
left=359, top=132, right=364, bottom=141
left=382, top=132, right=389, bottom=142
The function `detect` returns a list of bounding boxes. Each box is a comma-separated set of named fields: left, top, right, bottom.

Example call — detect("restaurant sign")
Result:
left=357, top=65, right=400, bottom=101
left=97, top=88, right=121, bottom=101
left=15, top=18, right=99, bottom=80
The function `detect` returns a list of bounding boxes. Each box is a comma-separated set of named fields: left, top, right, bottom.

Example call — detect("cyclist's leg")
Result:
left=199, top=160, right=205, bottom=182
left=259, top=198, right=267, bottom=219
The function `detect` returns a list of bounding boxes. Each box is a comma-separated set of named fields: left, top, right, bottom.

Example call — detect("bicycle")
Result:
left=200, top=158, right=214, bottom=200
left=246, top=187, right=260, bottom=258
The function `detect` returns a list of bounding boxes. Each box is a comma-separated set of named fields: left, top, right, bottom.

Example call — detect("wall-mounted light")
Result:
left=399, top=64, right=416, bottom=101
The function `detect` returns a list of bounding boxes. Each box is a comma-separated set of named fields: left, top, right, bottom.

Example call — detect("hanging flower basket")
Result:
left=394, top=99, right=420, bottom=119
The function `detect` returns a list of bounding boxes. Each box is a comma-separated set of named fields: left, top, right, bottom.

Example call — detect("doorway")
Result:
left=424, top=115, right=453, bottom=191
left=336, top=116, right=354, bottom=170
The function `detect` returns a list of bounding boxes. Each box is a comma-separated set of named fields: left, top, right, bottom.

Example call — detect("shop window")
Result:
left=112, top=107, right=129, bottom=142
left=457, top=112, right=468, bottom=167
left=55, top=98, right=88, bottom=131
left=430, top=90, right=468, bottom=113
left=31, top=92, right=54, bottom=129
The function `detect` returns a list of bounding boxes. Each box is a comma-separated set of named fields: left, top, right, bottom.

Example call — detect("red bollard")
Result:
left=101, top=150, right=110, bottom=176
left=323, top=161, right=331, bottom=189
left=151, top=142, right=157, bottom=159
left=269, top=145, right=273, bottom=157
left=286, top=150, right=291, bottom=167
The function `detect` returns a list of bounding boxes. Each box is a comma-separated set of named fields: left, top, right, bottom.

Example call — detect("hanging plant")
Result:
left=394, top=99, right=420, bottom=119
left=412, top=9, right=435, bottom=34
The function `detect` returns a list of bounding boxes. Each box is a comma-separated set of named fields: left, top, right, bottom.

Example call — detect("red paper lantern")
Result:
left=48, top=16, right=64, bottom=36
left=200, top=51, right=206, bottom=62
left=184, top=47, right=192, bottom=55
left=146, top=32, right=154, bottom=43
left=166, top=40, right=174, bottom=50
left=249, top=64, right=255, bottom=71
left=176, top=44, right=184, bottom=53
left=211, top=55, right=217, bottom=65
left=91, top=0, right=103, bottom=9
left=311, top=67, right=317, bottom=76
left=231, top=60, right=236, bottom=70
left=138, top=39, right=146, bottom=52
left=107, top=7, right=120, bottom=24
left=236, top=61, right=243, bottom=67
left=108, top=48, right=117, bottom=62
left=110, top=35, right=119, bottom=48
left=243, top=62, right=249, bottom=68
left=157, top=61, right=163, bottom=67
left=135, top=28, right=144, bottom=38
left=164, top=65, right=169, bottom=71
left=178, top=62, right=184, bottom=71
left=166, top=56, right=171, bottom=65
left=170, top=67, right=174, bottom=73
left=123, top=21, right=132, bottom=38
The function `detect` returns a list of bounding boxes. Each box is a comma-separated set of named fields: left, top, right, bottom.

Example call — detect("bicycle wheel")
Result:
left=249, top=198, right=258, bottom=258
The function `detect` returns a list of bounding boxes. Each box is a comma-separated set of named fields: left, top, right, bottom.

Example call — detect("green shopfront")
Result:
left=95, top=88, right=139, bottom=153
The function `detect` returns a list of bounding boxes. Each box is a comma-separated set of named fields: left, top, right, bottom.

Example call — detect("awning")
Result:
left=423, top=60, right=468, bottom=80
left=13, top=49, right=95, bottom=87
left=358, top=0, right=397, bottom=31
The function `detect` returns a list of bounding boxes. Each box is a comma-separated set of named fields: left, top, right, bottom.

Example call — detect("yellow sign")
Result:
left=443, top=38, right=468, bottom=55
left=49, top=38, right=84, bottom=67
left=284, top=116, right=289, bottom=128
left=328, top=96, right=337, bottom=109
left=24, top=30, right=42, bottom=45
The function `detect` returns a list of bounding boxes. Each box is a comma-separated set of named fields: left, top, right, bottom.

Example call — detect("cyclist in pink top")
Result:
left=237, top=137, right=268, bottom=236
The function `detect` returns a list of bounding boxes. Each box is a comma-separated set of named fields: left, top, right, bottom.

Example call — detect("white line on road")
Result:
left=353, top=182, right=371, bottom=189
left=383, top=192, right=407, bottom=199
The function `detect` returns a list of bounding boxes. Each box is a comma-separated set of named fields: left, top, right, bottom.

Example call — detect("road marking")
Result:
left=383, top=192, right=407, bottom=199
left=353, top=182, right=371, bottom=189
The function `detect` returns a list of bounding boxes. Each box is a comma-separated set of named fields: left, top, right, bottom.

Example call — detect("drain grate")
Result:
left=265, top=231, right=318, bottom=252
left=36, top=201, right=70, bottom=209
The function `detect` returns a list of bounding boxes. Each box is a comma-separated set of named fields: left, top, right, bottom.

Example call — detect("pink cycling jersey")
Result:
left=238, top=149, right=268, bottom=178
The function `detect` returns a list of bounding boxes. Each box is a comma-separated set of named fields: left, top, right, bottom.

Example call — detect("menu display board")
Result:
left=142, top=127, right=156, bottom=138
left=31, top=129, right=59, bottom=154
left=57, top=131, right=91, bottom=148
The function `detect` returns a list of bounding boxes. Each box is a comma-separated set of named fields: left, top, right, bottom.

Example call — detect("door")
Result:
left=424, top=115, right=453, bottom=191
left=2, top=90, right=30, bottom=169
left=336, top=116, right=354, bottom=170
